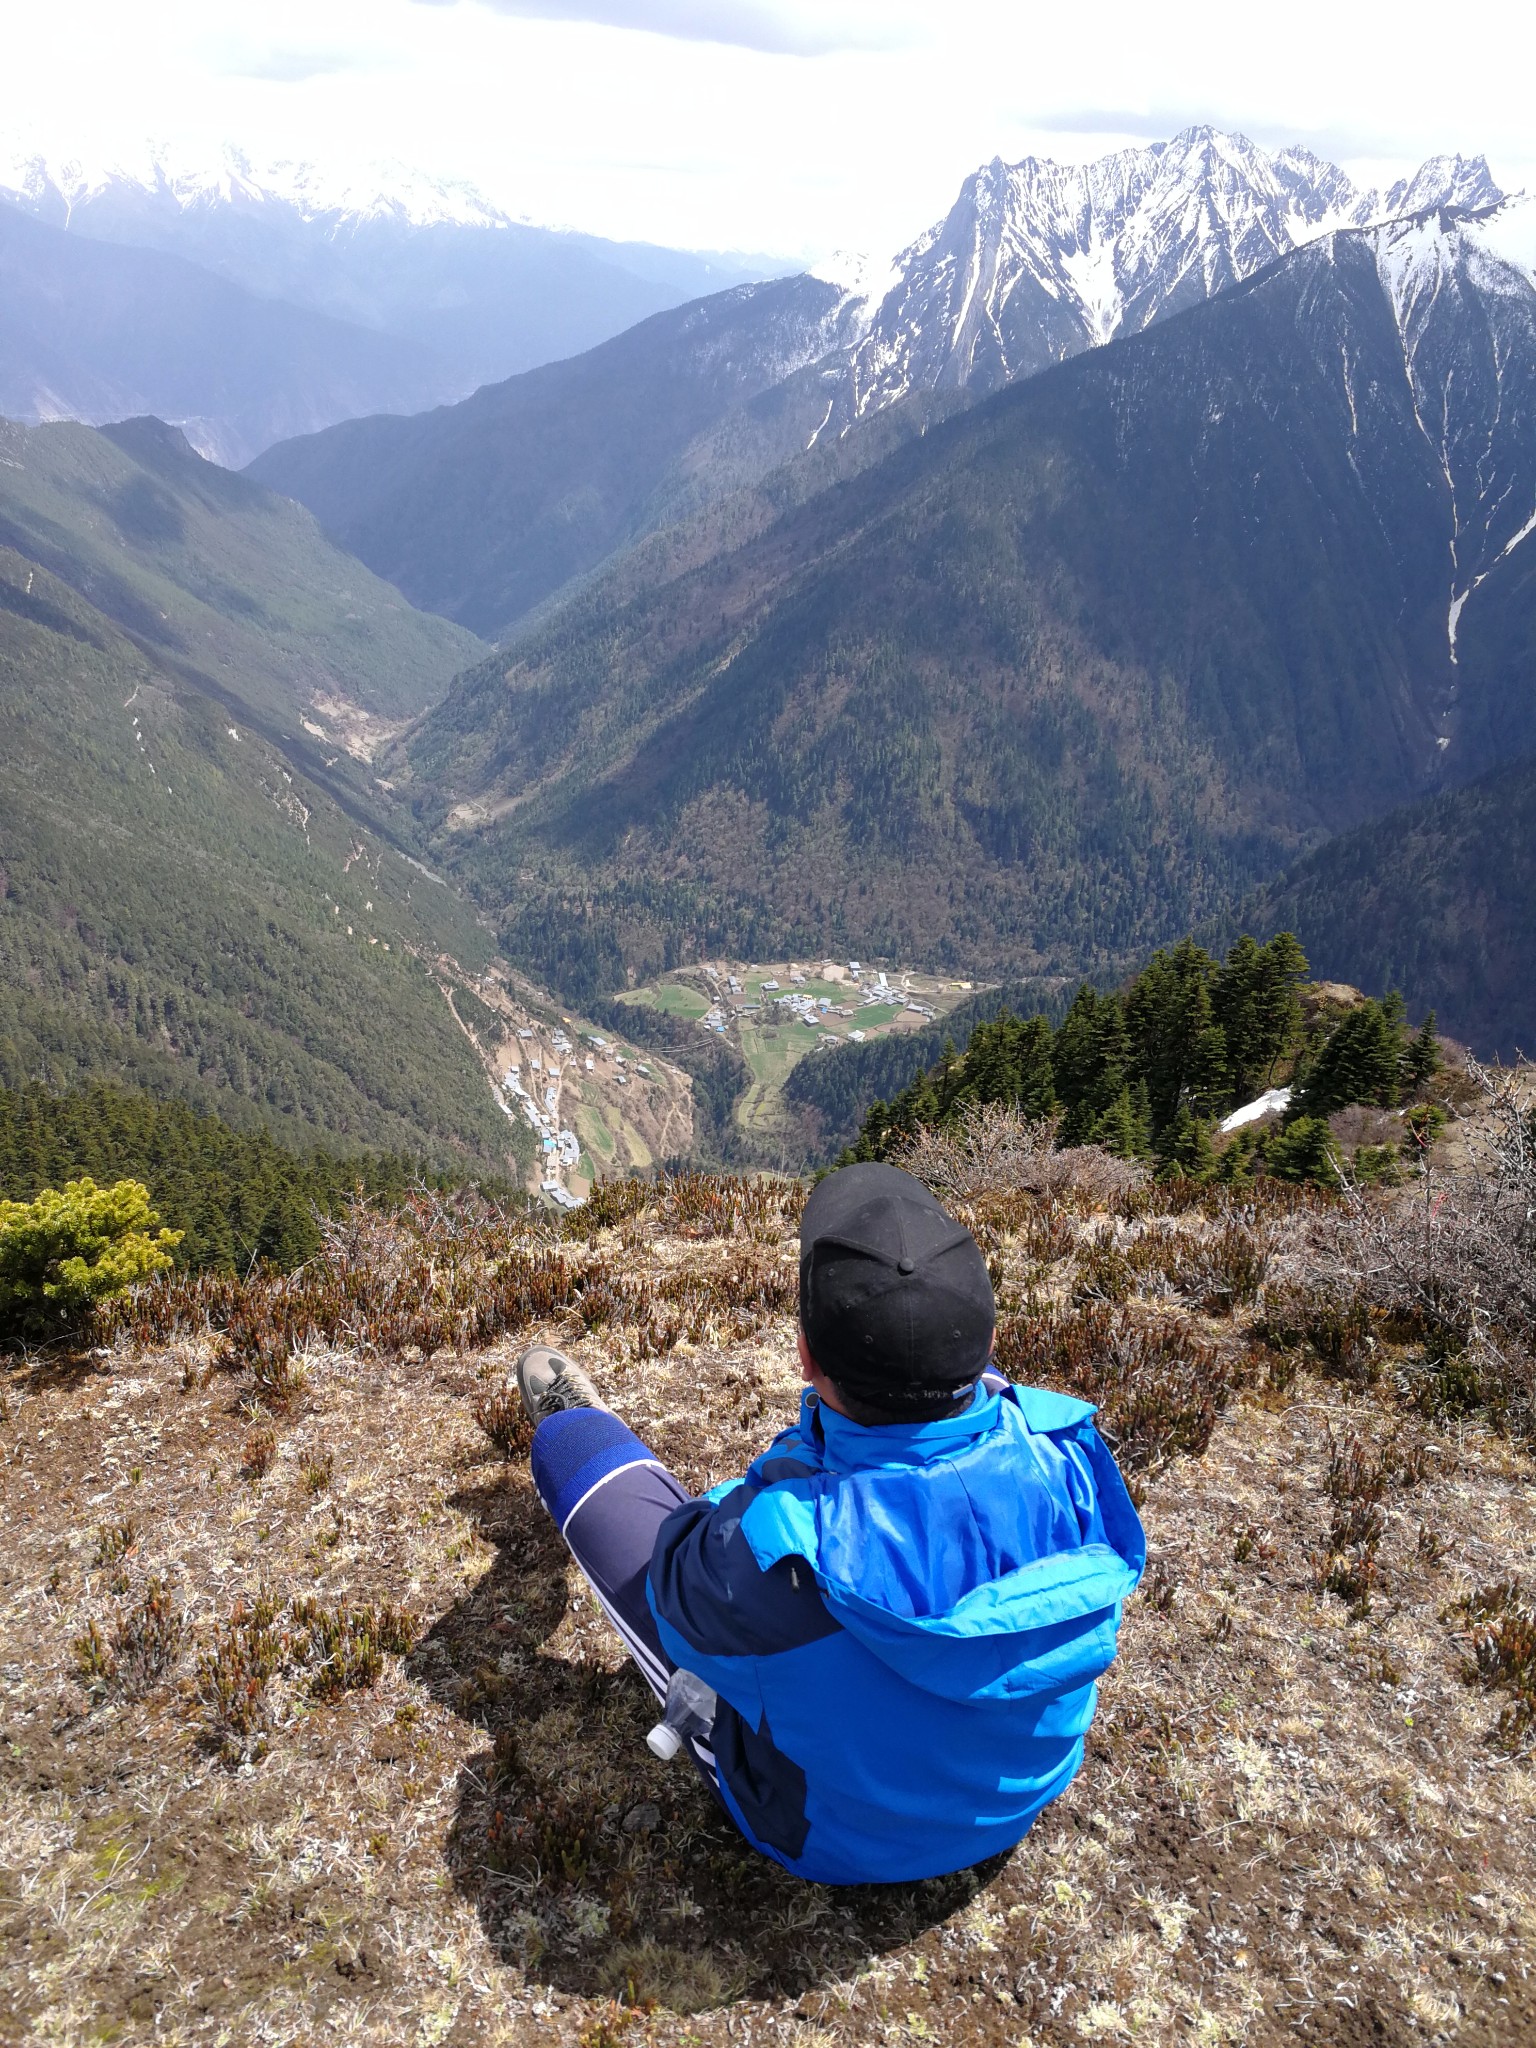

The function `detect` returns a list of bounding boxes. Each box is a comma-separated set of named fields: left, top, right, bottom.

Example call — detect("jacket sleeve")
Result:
left=647, top=1481, right=842, bottom=1669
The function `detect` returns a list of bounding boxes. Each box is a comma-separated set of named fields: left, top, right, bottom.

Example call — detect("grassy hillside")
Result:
left=0, top=542, right=524, bottom=1168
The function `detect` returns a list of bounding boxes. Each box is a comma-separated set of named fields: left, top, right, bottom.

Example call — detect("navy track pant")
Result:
left=529, top=1406, right=720, bottom=1789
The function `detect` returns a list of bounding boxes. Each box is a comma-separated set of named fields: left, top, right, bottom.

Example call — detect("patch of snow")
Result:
left=1470, top=192, right=1536, bottom=286
left=1059, top=240, right=1124, bottom=346
left=1220, top=1087, right=1292, bottom=1134
left=807, top=245, right=900, bottom=303
left=1447, top=585, right=1471, bottom=659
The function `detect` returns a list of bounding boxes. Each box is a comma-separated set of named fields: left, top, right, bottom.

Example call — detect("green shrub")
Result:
left=0, top=1177, right=181, bottom=1342
left=1264, top=1116, right=1340, bottom=1185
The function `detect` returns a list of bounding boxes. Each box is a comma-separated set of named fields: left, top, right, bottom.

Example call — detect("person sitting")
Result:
left=516, top=1160, right=1146, bottom=1885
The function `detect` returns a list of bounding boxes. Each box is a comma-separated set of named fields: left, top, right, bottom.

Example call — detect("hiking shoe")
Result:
left=515, top=1345, right=607, bottom=1425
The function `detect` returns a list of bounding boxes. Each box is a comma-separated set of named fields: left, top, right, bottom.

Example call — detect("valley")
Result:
left=3, top=79, right=1536, bottom=2048
left=618, top=958, right=978, bottom=1138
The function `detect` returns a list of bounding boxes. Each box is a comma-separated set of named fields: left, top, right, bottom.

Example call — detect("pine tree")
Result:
left=1294, top=1000, right=1404, bottom=1117
left=1266, top=1115, right=1340, bottom=1185
left=1089, top=1088, right=1149, bottom=1159
left=1006, top=1014, right=1057, bottom=1120
left=255, top=1188, right=322, bottom=1272
left=1125, top=938, right=1221, bottom=1138
left=1213, top=931, right=1307, bottom=1097
left=1157, top=1105, right=1216, bottom=1181
left=1402, top=1013, right=1442, bottom=1096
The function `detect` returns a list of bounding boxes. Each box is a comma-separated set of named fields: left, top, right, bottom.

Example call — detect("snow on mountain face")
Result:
left=0, top=138, right=516, bottom=232
left=827, top=127, right=1506, bottom=431
left=1363, top=196, right=1536, bottom=672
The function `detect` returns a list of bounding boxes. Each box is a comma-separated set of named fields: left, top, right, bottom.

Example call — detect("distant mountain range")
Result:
left=251, top=128, right=1510, bottom=638
left=0, top=138, right=788, bottom=464
left=0, top=205, right=453, bottom=471
left=379, top=193, right=1536, bottom=1021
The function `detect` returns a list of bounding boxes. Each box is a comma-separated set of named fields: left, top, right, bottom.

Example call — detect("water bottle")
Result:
left=646, top=1668, right=717, bottom=1760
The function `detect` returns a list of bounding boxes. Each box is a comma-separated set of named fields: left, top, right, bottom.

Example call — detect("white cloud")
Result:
left=9, top=0, right=1536, bottom=260
left=409, top=0, right=921, bottom=57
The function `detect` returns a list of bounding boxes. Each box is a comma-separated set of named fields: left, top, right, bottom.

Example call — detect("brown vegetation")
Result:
left=1, top=1108, right=1533, bottom=2045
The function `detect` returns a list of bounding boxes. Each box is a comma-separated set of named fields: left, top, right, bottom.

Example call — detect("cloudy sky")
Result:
left=16, top=0, right=1536, bottom=258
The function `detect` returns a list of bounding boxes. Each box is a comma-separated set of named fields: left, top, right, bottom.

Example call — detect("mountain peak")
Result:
left=1386, top=152, right=1503, bottom=220
left=824, top=131, right=1505, bottom=427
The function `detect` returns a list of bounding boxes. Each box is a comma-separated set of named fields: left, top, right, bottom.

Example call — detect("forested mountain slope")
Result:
left=0, top=545, right=516, bottom=1165
left=1232, top=748, right=1536, bottom=1059
left=249, top=276, right=863, bottom=639
left=0, top=414, right=523, bottom=1165
left=0, top=413, right=485, bottom=730
left=391, top=202, right=1536, bottom=1016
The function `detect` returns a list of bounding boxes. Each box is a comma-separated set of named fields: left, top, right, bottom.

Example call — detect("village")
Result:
left=619, top=958, right=979, bottom=1138
left=437, top=964, right=696, bottom=1207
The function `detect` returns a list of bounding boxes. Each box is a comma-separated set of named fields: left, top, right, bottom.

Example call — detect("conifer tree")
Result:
left=1402, top=1013, right=1442, bottom=1096
left=1157, top=1105, right=1216, bottom=1181
left=1266, top=1115, right=1340, bottom=1184
left=255, top=1188, right=322, bottom=1272
left=1089, top=1088, right=1149, bottom=1159
left=1213, top=931, right=1307, bottom=1096
left=1293, top=1000, right=1404, bottom=1117
left=1125, top=938, right=1222, bottom=1137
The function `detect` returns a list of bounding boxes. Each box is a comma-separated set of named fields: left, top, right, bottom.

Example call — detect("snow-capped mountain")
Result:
left=0, top=134, right=787, bottom=461
left=0, top=136, right=519, bottom=233
left=1358, top=196, right=1536, bottom=684
left=819, top=127, right=1505, bottom=429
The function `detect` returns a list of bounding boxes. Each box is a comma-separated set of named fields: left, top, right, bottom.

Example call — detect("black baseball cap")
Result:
left=799, top=1162, right=995, bottom=1417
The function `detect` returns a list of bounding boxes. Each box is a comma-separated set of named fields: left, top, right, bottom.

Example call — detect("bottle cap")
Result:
left=645, top=1721, right=682, bottom=1760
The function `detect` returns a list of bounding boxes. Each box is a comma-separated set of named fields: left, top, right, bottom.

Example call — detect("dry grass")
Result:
left=1, top=1166, right=1532, bottom=2047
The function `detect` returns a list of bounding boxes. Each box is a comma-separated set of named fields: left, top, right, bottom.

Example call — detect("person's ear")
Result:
left=796, top=1325, right=816, bottom=1383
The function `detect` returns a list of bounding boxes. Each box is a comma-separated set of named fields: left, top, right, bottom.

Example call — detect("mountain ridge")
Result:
left=382, top=199, right=1536, bottom=1030
left=249, top=274, right=866, bottom=638
left=250, top=129, right=1509, bottom=639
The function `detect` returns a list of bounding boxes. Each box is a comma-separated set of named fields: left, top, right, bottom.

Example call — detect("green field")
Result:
left=737, top=1024, right=808, bottom=1134
left=850, top=1003, right=903, bottom=1029
left=621, top=983, right=710, bottom=1020
left=576, top=1100, right=618, bottom=1164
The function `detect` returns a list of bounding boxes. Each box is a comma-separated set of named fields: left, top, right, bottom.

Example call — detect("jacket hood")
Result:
left=740, top=1386, right=1145, bottom=1705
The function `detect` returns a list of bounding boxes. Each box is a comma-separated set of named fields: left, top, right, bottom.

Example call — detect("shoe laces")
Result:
left=538, top=1366, right=593, bottom=1415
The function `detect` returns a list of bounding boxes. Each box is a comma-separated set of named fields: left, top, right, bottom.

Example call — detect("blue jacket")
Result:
left=646, top=1378, right=1146, bottom=1885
